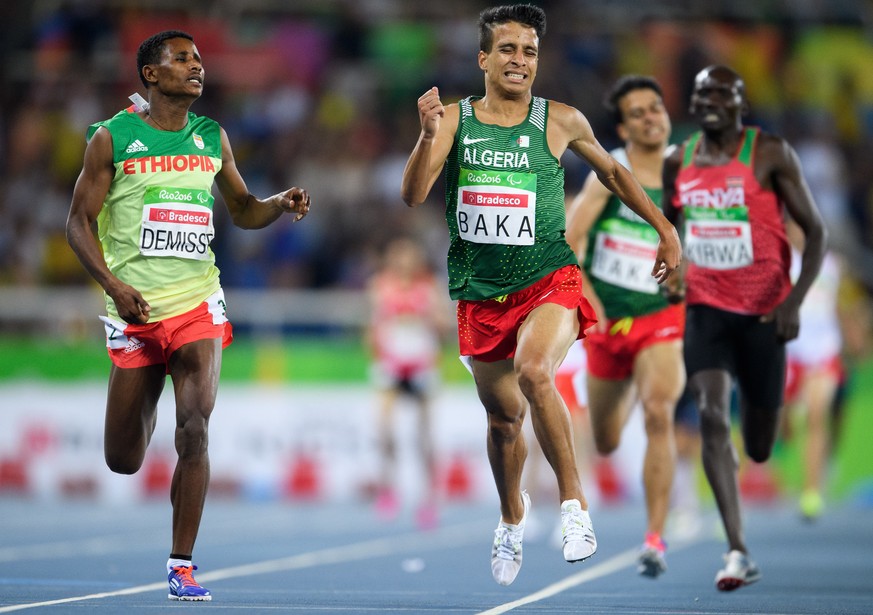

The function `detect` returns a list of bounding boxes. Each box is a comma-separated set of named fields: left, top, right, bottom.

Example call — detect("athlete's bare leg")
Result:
left=587, top=377, right=636, bottom=454
left=472, top=358, right=529, bottom=524
left=167, top=337, right=222, bottom=557
left=376, top=387, right=401, bottom=492
left=692, top=369, right=747, bottom=553
left=634, top=341, right=684, bottom=537
left=801, top=370, right=839, bottom=494
left=516, top=303, right=586, bottom=507
left=104, top=363, right=167, bottom=474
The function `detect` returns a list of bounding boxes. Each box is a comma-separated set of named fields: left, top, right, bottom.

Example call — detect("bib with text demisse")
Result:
left=591, top=219, right=659, bottom=293
left=457, top=168, right=536, bottom=245
left=684, top=206, right=753, bottom=270
left=140, top=186, right=215, bottom=260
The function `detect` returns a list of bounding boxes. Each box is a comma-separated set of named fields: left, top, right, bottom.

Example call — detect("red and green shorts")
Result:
left=457, top=265, right=597, bottom=362
left=585, top=303, right=684, bottom=380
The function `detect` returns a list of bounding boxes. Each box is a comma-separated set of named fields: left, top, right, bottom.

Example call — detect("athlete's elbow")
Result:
left=400, top=186, right=426, bottom=208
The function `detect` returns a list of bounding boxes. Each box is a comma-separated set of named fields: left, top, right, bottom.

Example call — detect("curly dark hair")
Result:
left=478, top=4, right=546, bottom=52
left=136, top=30, right=194, bottom=88
left=604, top=75, right=663, bottom=125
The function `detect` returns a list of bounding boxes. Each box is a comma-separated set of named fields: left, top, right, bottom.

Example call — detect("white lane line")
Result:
left=476, top=535, right=702, bottom=614
left=0, top=520, right=486, bottom=613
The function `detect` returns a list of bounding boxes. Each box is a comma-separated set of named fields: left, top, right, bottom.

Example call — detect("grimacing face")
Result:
left=478, top=21, right=539, bottom=95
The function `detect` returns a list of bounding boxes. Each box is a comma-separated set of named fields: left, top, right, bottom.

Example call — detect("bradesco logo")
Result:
left=148, top=209, right=210, bottom=226
left=690, top=225, right=742, bottom=239
left=461, top=192, right=528, bottom=207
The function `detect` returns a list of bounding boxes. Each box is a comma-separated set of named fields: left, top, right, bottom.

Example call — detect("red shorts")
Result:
left=585, top=303, right=684, bottom=380
left=784, top=355, right=843, bottom=404
left=457, top=266, right=597, bottom=362
left=101, top=290, right=233, bottom=370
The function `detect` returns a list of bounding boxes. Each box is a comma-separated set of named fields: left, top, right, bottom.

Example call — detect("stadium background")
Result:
left=0, top=1, right=871, bottom=508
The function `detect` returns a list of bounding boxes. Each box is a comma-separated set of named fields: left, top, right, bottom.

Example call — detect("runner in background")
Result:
left=566, top=75, right=685, bottom=578
left=663, top=65, right=826, bottom=592
left=366, top=237, right=451, bottom=529
left=780, top=219, right=843, bottom=522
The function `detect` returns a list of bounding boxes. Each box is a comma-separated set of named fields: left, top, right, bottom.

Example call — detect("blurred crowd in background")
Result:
left=1, top=0, right=872, bottom=337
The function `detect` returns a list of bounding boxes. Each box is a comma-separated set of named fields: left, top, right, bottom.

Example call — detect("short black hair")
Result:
left=478, top=4, right=546, bottom=52
left=136, top=30, right=194, bottom=88
left=604, top=75, right=663, bottom=125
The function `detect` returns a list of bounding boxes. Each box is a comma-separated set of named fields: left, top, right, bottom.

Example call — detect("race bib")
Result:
left=140, top=186, right=215, bottom=260
left=591, top=219, right=659, bottom=293
left=456, top=168, right=536, bottom=245
left=684, top=206, right=753, bottom=270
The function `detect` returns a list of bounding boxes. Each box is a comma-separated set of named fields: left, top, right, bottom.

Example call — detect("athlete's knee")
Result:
left=175, top=415, right=210, bottom=458
left=593, top=432, right=620, bottom=456
left=487, top=411, right=524, bottom=444
left=105, top=450, right=144, bottom=475
left=514, top=357, right=553, bottom=401
left=641, top=402, right=674, bottom=438
left=746, top=446, right=772, bottom=463
left=744, top=432, right=776, bottom=463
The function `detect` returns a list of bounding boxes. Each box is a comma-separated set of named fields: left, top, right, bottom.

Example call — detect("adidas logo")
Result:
left=125, top=139, right=149, bottom=154
left=124, top=336, right=145, bottom=353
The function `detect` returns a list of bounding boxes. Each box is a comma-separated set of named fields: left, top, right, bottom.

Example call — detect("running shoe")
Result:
left=560, top=499, right=597, bottom=563
left=415, top=501, right=439, bottom=530
left=799, top=489, right=824, bottom=522
left=637, top=532, right=667, bottom=578
left=168, top=564, right=211, bottom=601
left=375, top=488, right=400, bottom=522
left=715, top=550, right=761, bottom=591
left=490, top=490, right=531, bottom=586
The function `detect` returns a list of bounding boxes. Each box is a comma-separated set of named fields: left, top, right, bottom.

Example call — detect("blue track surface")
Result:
left=1, top=496, right=870, bottom=614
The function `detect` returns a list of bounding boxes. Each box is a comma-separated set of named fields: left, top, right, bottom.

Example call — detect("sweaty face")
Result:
left=689, top=69, right=744, bottom=130
left=617, top=89, right=670, bottom=149
left=478, top=21, right=539, bottom=95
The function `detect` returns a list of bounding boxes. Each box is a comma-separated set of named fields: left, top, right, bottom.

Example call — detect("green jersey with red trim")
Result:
left=443, top=96, right=577, bottom=301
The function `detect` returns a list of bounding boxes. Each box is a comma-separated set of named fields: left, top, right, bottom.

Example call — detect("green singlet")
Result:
left=581, top=148, right=667, bottom=319
left=87, top=110, right=223, bottom=321
left=443, top=96, right=577, bottom=301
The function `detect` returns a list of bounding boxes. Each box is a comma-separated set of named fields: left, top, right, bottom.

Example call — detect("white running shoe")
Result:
left=715, top=550, right=761, bottom=591
left=560, top=499, right=597, bottom=563
left=490, top=490, right=531, bottom=586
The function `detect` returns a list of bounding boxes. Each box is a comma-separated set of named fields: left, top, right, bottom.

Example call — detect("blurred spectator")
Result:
left=0, top=1, right=871, bottom=325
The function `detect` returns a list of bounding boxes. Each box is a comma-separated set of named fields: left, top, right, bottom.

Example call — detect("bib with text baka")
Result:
left=591, top=218, right=660, bottom=293
left=140, top=186, right=215, bottom=260
left=684, top=206, right=753, bottom=270
left=457, top=168, right=536, bottom=245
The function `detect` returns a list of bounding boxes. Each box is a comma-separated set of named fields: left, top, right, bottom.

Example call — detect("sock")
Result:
left=167, top=556, right=193, bottom=573
left=644, top=531, right=666, bottom=551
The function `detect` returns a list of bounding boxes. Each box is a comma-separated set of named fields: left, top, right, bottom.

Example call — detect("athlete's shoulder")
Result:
left=187, top=111, right=220, bottom=128
left=87, top=109, right=137, bottom=141
left=542, top=98, right=578, bottom=120
left=543, top=99, right=587, bottom=138
left=663, top=142, right=683, bottom=166
left=749, top=126, right=796, bottom=169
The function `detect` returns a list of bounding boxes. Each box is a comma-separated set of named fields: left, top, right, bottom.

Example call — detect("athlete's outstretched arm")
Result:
left=215, top=127, right=311, bottom=229
left=554, top=102, right=681, bottom=282
left=66, top=127, right=151, bottom=324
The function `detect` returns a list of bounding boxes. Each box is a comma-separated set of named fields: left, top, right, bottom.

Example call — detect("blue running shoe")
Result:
left=168, top=565, right=212, bottom=601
